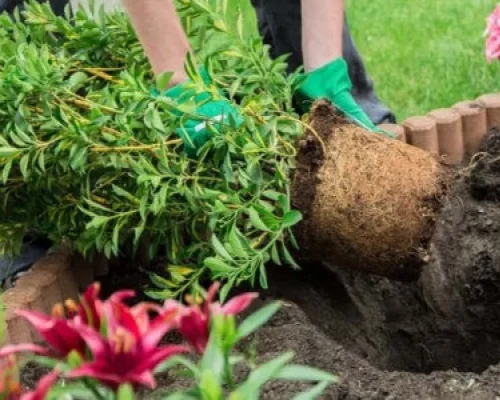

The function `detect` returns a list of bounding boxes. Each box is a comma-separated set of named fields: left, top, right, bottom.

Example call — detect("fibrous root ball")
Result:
left=291, top=101, right=449, bottom=280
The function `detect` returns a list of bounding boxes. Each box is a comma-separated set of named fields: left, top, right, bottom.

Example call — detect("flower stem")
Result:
left=83, top=379, right=106, bottom=400
left=224, top=353, right=235, bottom=390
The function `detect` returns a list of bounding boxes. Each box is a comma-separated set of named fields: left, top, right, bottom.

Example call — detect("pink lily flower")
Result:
left=169, top=282, right=258, bottom=354
left=12, top=283, right=135, bottom=359
left=15, top=311, right=86, bottom=358
left=68, top=296, right=188, bottom=390
left=485, top=4, right=500, bottom=62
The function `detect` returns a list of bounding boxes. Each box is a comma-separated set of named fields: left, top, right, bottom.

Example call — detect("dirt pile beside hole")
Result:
left=22, top=129, right=500, bottom=400
left=292, top=101, right=448, bottom=280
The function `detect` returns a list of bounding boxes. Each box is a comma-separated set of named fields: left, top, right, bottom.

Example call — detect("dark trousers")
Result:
left=0, top=0, right=66, bottom=14
left=1, top=0, right=395, bottom=123
left=252, top=0, right=395, bottom=123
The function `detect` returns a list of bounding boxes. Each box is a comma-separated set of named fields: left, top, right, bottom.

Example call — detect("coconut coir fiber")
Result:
left=291, top=101, right=448, bottom=280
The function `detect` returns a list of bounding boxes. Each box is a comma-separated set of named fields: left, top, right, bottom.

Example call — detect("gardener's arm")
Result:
left=122, top=0, right=191, bottom=86
left=122, top=0, right=242, bottom=155
left=298, top=0, right=389, bottom=133
left=301, top=0, right=344, bottom=71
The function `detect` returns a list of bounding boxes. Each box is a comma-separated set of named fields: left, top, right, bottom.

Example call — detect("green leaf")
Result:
left=36, top=151, right=45, bottom=172
left=155, top=355, right=199, bottom=375
left=46, top=382, right=96, bottom=400
left=112, top=185, right=140, bottom=204
left=237, top=301, right=282, bottom=340
left=19, top=154, right=29, bottom=177
left=282, top=243, right=300, bottom=270
left=163, top=392, right=198, bottom=400
left=292, top=381, right=332, bottom=400
left=199, top=369, right=223, bottom=400
left=2, top=160, right=12, bottom=183
left=68, top=71, right=89, bottom=89
left=199, top=329, right=225, bottom=382
left=275, top=365, right=338, bottom=382
left=86, top=216, right=109, bottom=230
left=117, top=384, right=135, bottom=400
left=70, top=147, right=87, bottom=170
left=248, top=207, right=271, bottom=232
left=282, top=210, right=302, bottom=228
left=228, top=228, right=246, bottom=258
left=156, top=71, right=174, bottom=92
left=112, top=222, right=120, bottom=250
left=259, top=263, right=268, bottom=289
left=219, top=279, right=234, bottom=302
left=30, top=356, right=60, bottom=370
left=204, top=257, right=235, bottom=274
left=270, top=243, right=281, bottom=266
left=235, top=352, right=295, bottom=397
left=211, top=234, right=233, bottom=260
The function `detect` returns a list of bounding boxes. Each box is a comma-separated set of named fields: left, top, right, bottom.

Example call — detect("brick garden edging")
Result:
left=379, top=92, right=500, bottom=165
left=2, top=92, right=499, bottom=347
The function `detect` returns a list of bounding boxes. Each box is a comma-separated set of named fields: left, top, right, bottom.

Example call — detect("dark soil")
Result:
left=21, top=129, right=500, bottom=399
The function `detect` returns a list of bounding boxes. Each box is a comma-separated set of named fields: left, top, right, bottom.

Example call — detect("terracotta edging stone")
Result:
left=402, top=116, right=439, bottom=155
left=1, top=250, right=81, bottom=346
left=3, top=286, right=43, bottom=344
left=16, top=269, right=62, bottom=314
left=452, top=101, right=488, bottom=156
left=428, top=108, right=464, bottom=165
left=34, top=253, right=79, bottom=301
left=477, top=93, right=500, bottom=130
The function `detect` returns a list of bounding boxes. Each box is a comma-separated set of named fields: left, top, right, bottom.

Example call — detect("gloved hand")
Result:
left=296, top=58, right=391, bottom=136
left=153, top=69, right=242, bottom=156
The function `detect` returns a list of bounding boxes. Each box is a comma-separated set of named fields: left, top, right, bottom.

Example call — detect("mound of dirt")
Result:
left=23, top=129, right=500, bottom=400
left=247, top=126, right=500, bottom=399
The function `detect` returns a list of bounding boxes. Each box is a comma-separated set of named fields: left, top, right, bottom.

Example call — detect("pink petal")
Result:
left=0, top=344, right=50, bottom=358
left=105, top=301, right=141, bottom=339
left=220, top=292, right=258, bottom=316
left=17, top=311, right=84, bottom=356
left=126, top=371, right=156, bottom=389
left=69, top=363, right=157, bottom=390
left=142, top=309, right=178, bottom=350
left=131, top=302, right=165, bottom=333
left=203, top=282, right=221, bottom=314
left=73, top=323, right=109, bottom=360
left=21, top=370, right=59, bottom=400
left=78, top=282, right=103, bottom=329
left=108, top=289, right=136, bottom=304
left=135, top=345, right=189, bottom=374
left=68, top=364, right=124, bottom=388
left=178, top=310, right=209, bottom=353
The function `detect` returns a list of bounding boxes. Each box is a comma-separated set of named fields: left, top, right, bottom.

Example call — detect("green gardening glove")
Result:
left=296, top=58, right=388, bottom=135
left=153, top=69, right=243, bottom=156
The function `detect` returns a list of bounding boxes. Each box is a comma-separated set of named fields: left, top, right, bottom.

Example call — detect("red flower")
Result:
left=12, top=283, right=106, bottom=359
left=12, top=284, right=136, bottom=359
left=15, top=311, right=86, bottom=358
left=20, top=370, right=59, bottom=400
left=169, top=283, right=258, bottom=353
left=68, top=296, right=188, bottom=390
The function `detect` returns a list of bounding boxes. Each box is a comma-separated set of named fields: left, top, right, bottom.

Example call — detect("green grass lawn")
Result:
left=347, top=0, right=500, bottom=121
